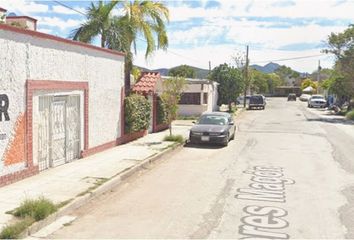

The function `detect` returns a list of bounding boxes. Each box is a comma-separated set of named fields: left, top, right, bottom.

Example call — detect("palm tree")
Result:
left=71, top=1, right=169, bottom=93
left=108, top=1, right=169, bottom=93
left=70, top=1, right=120, bottom=48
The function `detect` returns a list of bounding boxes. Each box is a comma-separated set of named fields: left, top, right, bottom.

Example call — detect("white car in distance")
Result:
left=299, top=94, right=311, bottom=101
left=308, top=95, right=327, bottom=108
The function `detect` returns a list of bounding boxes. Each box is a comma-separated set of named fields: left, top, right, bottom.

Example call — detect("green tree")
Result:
left=71, top=0, right=169, bottom=94
left=320, top=78, right=333, bottom=90
left=70, top=1, right=120, bottom=48
left=131, top=66, right=141, bottom=83
left=168, top=65, right=196, bottom=78
left=250, top=69, right=269, bottom=94
left=324, top=24, right=354, bottom=99
left=329, top=75, right=352, bottom=104
left=209, top=64, right=244, bottom=111
left=301, top=78, right=317, bottom=91
left=266, top=73, right=283, bottom=94
left=275, top=65, right=300, bottom=84
left=160, top=77, right=186, bottom=136
left=114, top=1, right=169, bottom=93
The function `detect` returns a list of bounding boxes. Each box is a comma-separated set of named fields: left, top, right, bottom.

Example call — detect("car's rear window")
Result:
left=198, top=115, right=228, bottom=125
left=312, top=96, right=324, bottom=99
left=250, top=96, right=264, bottom=103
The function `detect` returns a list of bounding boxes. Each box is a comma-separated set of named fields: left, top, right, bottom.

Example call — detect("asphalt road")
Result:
left=49, top=98, right=354, bottom=239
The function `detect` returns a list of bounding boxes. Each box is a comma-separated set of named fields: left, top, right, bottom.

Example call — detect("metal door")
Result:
left=38, top=96, right=51, bottom=171
left=37, top=95, right=80, bottom=171
left=51, top=97, right=66, bottom=167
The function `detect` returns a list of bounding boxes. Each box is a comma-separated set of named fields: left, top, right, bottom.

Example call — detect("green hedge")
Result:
left=157, top=96, right=168, bottom=125
left=346, top=110, right=354, bottom=120
left=125, top=94, right=151, bottom=133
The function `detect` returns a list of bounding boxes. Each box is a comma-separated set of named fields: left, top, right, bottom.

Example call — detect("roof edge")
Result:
left=6, top=16, right=38, bottom=22
left=0, top=23, right=126, bottom=58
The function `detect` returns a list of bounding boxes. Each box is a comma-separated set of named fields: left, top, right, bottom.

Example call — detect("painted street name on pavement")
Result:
left=235, top=166, right=295, bottom=239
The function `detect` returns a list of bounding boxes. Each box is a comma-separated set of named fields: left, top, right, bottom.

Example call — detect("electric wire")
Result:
left=51, top=0, right=334, bottom=66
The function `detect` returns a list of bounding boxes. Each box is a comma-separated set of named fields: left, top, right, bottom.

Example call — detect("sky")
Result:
left=0, top=0, right=353, bottom=73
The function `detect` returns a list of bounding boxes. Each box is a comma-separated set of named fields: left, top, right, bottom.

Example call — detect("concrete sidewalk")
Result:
left=0, top=121, right=193, bottom=232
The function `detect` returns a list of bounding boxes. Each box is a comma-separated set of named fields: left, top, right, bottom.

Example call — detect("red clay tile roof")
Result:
left=0, top=7, right=7, bottom=12
left=132, top=72, right=161, bottom=94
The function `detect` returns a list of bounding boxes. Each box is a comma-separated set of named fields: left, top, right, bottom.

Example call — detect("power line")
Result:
left=53, top=0, right=86, bottom=16
left=53, top=0, right=206, bottom=65
left=51, top=1, right=335, bottom=67
left=252, top=54, right=329, bottom=64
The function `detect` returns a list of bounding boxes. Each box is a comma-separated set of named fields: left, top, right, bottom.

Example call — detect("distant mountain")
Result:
left=153, top=68, right=169, bottom=76
left=250, top=62, right=281, bottom=73
left=190, top=66, right=210, bottom=79
left=135, top=65, right=210, bottom=79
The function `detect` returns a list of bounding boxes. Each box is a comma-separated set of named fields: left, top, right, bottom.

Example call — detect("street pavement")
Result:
left=45, top=98, right=354, bottom=239
left=0, top=121, right=192, bottom=233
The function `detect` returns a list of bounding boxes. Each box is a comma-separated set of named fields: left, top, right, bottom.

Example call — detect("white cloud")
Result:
left=0, top=0, right=349, bottom=73
left=0, top=0, right=48, bottom=15
left=37, top=27, right=53, bottom=34
left=169, top=24, right=225, bottom=46
left=167, top=16, right=347, bottom=51
left=168, top=0, right=354, bottom=22
left=225, top=22, right=347, bottom=48
left=36, top=16, right=81, bottom=31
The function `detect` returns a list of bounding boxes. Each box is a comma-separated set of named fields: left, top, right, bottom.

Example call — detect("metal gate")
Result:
left=65, top=95, right=80, bottom=162
left=37, top=95, right=80, bottom=171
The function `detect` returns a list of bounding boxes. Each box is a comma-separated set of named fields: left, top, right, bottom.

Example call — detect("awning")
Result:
left=302, top=86, right=314, bottom=92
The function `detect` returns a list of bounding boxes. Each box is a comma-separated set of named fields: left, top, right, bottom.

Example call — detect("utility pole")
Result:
left=317, top=60, right=321, bottom=93
left=243, top=45, right=249, bottom=108
left=317, top=60, right=321, bottom=82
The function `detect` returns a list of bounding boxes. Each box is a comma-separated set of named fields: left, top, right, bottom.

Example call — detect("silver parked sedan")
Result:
left=189, top=112, right=236, bottom=146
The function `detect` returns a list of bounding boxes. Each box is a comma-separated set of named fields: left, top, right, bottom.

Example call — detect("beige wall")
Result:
left=158, top=77, right=219, bottom=116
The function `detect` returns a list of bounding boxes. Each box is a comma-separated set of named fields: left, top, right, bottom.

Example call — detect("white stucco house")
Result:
left=0, top=16, right=126, bottom=186
left=159, top=76, right=219, bottom=116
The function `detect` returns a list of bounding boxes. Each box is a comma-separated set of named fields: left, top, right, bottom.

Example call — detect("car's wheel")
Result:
left=308, top=104, right=311, bottom=108
left=230, top=129, right=235, bottom=140
left=223, top=134, right=229, bottom=146
left=262, top=106, right=265, bottom=110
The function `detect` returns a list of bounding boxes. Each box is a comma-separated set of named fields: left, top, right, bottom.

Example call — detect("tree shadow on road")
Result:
left=306, top=117, right=354, bottom=126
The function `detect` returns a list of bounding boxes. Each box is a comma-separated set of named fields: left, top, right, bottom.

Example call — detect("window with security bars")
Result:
left=179, top=93, right=201, bottom=105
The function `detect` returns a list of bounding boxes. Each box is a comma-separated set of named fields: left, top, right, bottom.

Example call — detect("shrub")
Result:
left=157, top=97, right=168, bottom=125
left=177, top=115, right=199, bottom=120
left=163, top=134, right=185, bottom=144
left=13, top=197, right=57, bottom=221
left=125, top=94, right=151, bottom=133
left=346, top=110, right=354, bottom=120
left=230, top=105, right=238, bottom=113
left=0, top=218, right=34, bottom=239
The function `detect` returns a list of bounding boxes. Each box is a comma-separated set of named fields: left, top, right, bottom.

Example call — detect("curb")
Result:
left=23, top=142, right=184, bottom=238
